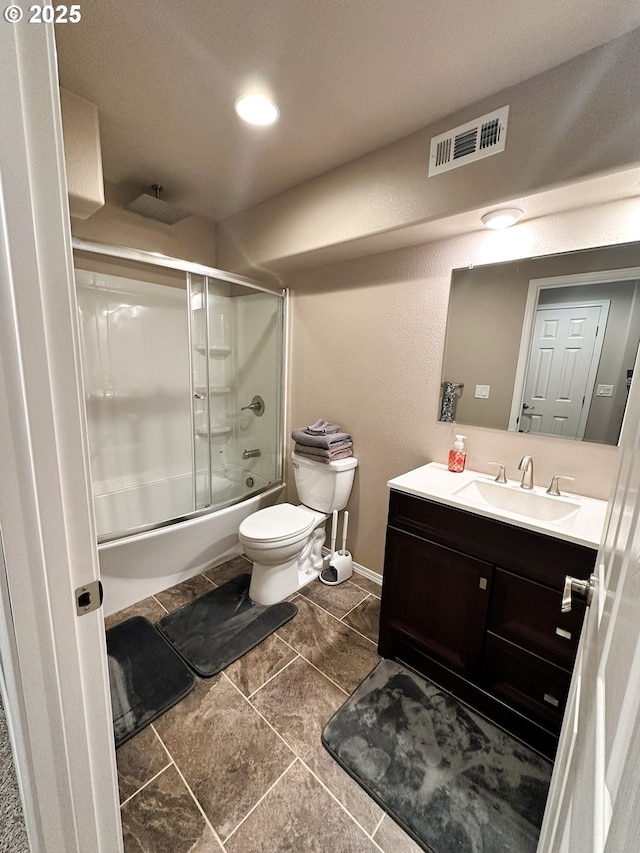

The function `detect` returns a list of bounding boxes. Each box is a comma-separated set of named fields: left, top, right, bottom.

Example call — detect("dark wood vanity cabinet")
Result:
left=378, top=490, right=596, bottom=758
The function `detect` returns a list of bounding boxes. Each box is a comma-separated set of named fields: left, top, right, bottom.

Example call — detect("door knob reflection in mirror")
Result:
left=561, top=574, right=595, bottom=612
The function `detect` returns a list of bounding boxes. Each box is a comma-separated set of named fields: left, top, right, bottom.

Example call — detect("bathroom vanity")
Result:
left=378, top=462, right=608, bottom=758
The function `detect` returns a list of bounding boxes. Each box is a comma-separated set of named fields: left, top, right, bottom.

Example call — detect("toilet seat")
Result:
left=239, top=503, right=318, bottom=545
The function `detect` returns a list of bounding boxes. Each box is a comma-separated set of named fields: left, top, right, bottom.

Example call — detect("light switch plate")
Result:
left=475, top=385, right=490, bottom=399
left=596, top=384, right=614, bottom=397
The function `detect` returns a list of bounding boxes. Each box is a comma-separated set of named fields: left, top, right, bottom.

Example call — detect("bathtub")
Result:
left=98, top=477, right=284, bottom=616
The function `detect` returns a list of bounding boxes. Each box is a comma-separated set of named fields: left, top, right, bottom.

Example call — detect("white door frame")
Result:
left=0, top=18, right=121, bottom=853
left=508, top=267, right=640, bottom=432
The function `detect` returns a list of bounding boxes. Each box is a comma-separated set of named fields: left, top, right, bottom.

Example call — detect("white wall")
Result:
left=286, top=197, right=640, bottom=576
left=217, top=28, right=640, bottom=276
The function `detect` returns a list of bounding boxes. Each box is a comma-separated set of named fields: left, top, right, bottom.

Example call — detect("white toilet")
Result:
left=239, top=452, right=358, bottom=605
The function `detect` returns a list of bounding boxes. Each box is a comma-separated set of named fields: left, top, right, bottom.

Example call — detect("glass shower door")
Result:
left=189, top=275, right=284, bottom=510
left=75, top=243, right=285, bottom=541
left=75, top=253, right=194, bottom=538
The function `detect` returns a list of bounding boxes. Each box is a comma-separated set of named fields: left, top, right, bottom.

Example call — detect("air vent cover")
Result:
left=429, top=106, right=509, bottom=177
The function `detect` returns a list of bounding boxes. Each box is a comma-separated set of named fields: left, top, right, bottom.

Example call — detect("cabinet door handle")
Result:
left=479, top=577, right=488, bottom=590
left=543, top=693, right=559, bottom=708
left=555, top=627, right=572, bottom=640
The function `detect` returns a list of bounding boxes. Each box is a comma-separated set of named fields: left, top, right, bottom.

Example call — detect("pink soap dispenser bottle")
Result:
left=448, top=434, right=467, bottom=473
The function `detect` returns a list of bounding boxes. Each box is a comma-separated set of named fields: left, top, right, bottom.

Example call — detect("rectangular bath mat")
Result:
left=322, top=659, right=552, bottom=853
left=106, top=616, right=196, bottom=748
left=156, top=573, right=297, bottom=677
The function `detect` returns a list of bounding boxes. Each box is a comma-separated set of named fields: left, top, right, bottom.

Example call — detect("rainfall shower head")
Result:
left=126, top=184, right=191, bottom=225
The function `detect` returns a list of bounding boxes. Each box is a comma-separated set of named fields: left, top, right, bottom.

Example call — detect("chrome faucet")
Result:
left=518, top=455, right=534, bottom=490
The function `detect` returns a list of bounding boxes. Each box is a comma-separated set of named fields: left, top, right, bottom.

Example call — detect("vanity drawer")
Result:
left=388, top=490, right=595, bottom=588
left=481, top=634, right=571, bottom=729
left=488, top=569, right=585, bottom=668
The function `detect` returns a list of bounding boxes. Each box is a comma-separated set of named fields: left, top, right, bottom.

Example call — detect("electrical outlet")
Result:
left=475, top=385, right=490, bottom=399
left=596, top=384, right=614, bottom=397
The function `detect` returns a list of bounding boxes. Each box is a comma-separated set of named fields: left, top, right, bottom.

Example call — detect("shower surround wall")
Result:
left=77, top=269, right=193, bottom=534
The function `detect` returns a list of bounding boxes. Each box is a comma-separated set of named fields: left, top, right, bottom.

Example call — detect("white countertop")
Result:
left=387, top=462, right=608, bottom=549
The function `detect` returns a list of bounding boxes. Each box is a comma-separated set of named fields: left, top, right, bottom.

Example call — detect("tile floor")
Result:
left=106, top=555, right=423, bottom=853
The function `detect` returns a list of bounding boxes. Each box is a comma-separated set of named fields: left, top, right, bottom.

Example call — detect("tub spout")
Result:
left=243, top=449, right=261, bottom=460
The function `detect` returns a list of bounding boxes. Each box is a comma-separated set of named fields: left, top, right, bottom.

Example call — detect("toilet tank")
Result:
left=292, top=452, right=358, bottom=513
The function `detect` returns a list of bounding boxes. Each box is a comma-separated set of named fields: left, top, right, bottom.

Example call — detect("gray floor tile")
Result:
left=276, top=596, right=381, bottom=693
left=153, top=674, right=295, bottom=840
left=224, top=634, right=298, bottom=697
left=342, top=595, right=381, bottom=644
left=251, top=656, right=384, bottom=835
left=350, top=573, right=383, bottom=598
left=117, top=725, right=170, bottom=804
left=300, top=578, right=369, bottom=618
left=120, top=764, right=222, bottom=852
left=154, top=574, right=215, bottom=613
left=203, top=555, right=251, bottom=587
left=105, top=596, right=167, bottom=630
left=373, top=814, right=425, bottom=853
left=225, top=760, right=379, bottom=853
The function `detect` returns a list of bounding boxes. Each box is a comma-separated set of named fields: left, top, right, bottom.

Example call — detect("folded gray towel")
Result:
left=291, top=428, right=351, bottom=449
left=294, top=441, right=352, bottom=459
left=294, top=447, right=353, bottom=464
left=306, top=419, right=342, bottom=435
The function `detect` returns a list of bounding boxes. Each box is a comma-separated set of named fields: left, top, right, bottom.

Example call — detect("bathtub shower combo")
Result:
left=74, top=241, right=286, bottom=615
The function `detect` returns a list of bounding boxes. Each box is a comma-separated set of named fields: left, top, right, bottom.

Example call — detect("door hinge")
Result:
left=75, top=580, right=103, bottom=616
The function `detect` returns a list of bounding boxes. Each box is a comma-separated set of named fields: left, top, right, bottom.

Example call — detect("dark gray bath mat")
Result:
left=156, top=573, right=297, bottom=677
left=322, top=659, right=552, bottom=853
left=106, top=616, right=196, bottom=748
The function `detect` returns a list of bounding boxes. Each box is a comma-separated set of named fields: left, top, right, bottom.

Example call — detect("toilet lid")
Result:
left=239, top=503, right=316, bottom=543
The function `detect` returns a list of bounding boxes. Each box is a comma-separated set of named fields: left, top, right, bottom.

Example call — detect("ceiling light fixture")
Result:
left=234, top=93, right=279, bottom=126
left=481, top=207, right=523, bottom=229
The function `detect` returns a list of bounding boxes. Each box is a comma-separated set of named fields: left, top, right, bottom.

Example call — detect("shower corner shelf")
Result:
left=195, top=344, right=231, bottom=358
left=196, top=426, right=233, bottom=437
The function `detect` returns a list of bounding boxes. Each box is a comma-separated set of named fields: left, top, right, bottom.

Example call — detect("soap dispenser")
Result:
left=448, top=435, right=467, bottom=473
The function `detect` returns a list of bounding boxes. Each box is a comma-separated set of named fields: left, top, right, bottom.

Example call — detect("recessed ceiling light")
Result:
left=234, top=94, right=279, bottom=126
left=481, top=208, right=523, bottom=229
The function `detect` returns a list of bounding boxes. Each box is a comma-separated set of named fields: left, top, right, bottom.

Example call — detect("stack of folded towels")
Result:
left=291, top=419, right=353, bottom=463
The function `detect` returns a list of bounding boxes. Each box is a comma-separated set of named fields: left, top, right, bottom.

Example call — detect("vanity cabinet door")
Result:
left=379, top=527, right=492, bottom=675
left=488, top=568, right=585, bottom=669
left=480, top=635, right=571, bottom=728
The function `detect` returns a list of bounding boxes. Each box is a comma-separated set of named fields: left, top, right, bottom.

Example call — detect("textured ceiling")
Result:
left=54, top=1, right=640, bottom=222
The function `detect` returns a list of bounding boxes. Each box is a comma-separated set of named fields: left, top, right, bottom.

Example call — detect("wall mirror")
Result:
left=441, top=241, right=640, bottom=445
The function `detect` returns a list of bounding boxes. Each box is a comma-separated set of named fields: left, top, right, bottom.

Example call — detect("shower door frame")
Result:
left=73, top=237, right=289, bottom=543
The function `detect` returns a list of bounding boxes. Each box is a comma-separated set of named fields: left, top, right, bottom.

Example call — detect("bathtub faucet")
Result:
left=243, top=449, right=261, bottom=460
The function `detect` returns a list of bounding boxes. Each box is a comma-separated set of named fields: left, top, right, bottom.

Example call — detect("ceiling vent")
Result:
left=428, top=105, right=509, bottom=177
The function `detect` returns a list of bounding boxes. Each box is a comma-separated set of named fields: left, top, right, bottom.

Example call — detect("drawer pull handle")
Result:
left=544, top=693, right=559, bottom=708
left=555, top=627, right=572, bottom=640
left=479, top=577, right=488, bottom=590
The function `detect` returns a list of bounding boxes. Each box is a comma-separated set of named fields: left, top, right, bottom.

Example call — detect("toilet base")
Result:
left=248, top=526, right=325, bottom=605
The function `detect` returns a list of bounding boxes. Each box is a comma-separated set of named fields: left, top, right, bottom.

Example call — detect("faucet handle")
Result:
left=546, top=475, right=575, bottom=496
left=488, top=461, right=507, bottom=483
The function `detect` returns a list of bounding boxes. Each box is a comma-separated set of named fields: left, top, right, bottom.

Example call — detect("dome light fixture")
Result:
left=481, top=207, right=524, bottom=229
left=234, top=93, right=279, bottom=126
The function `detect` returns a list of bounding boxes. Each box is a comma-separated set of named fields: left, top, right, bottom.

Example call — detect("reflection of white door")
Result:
left=520, top=303, right=607, bottom=438
left=538, top=342, right=640, bottom=852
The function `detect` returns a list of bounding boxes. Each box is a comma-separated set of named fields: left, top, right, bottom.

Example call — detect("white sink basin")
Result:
left=387, top=462, right=608, bottom=548
left=452, top=479, right=580, bottom=522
